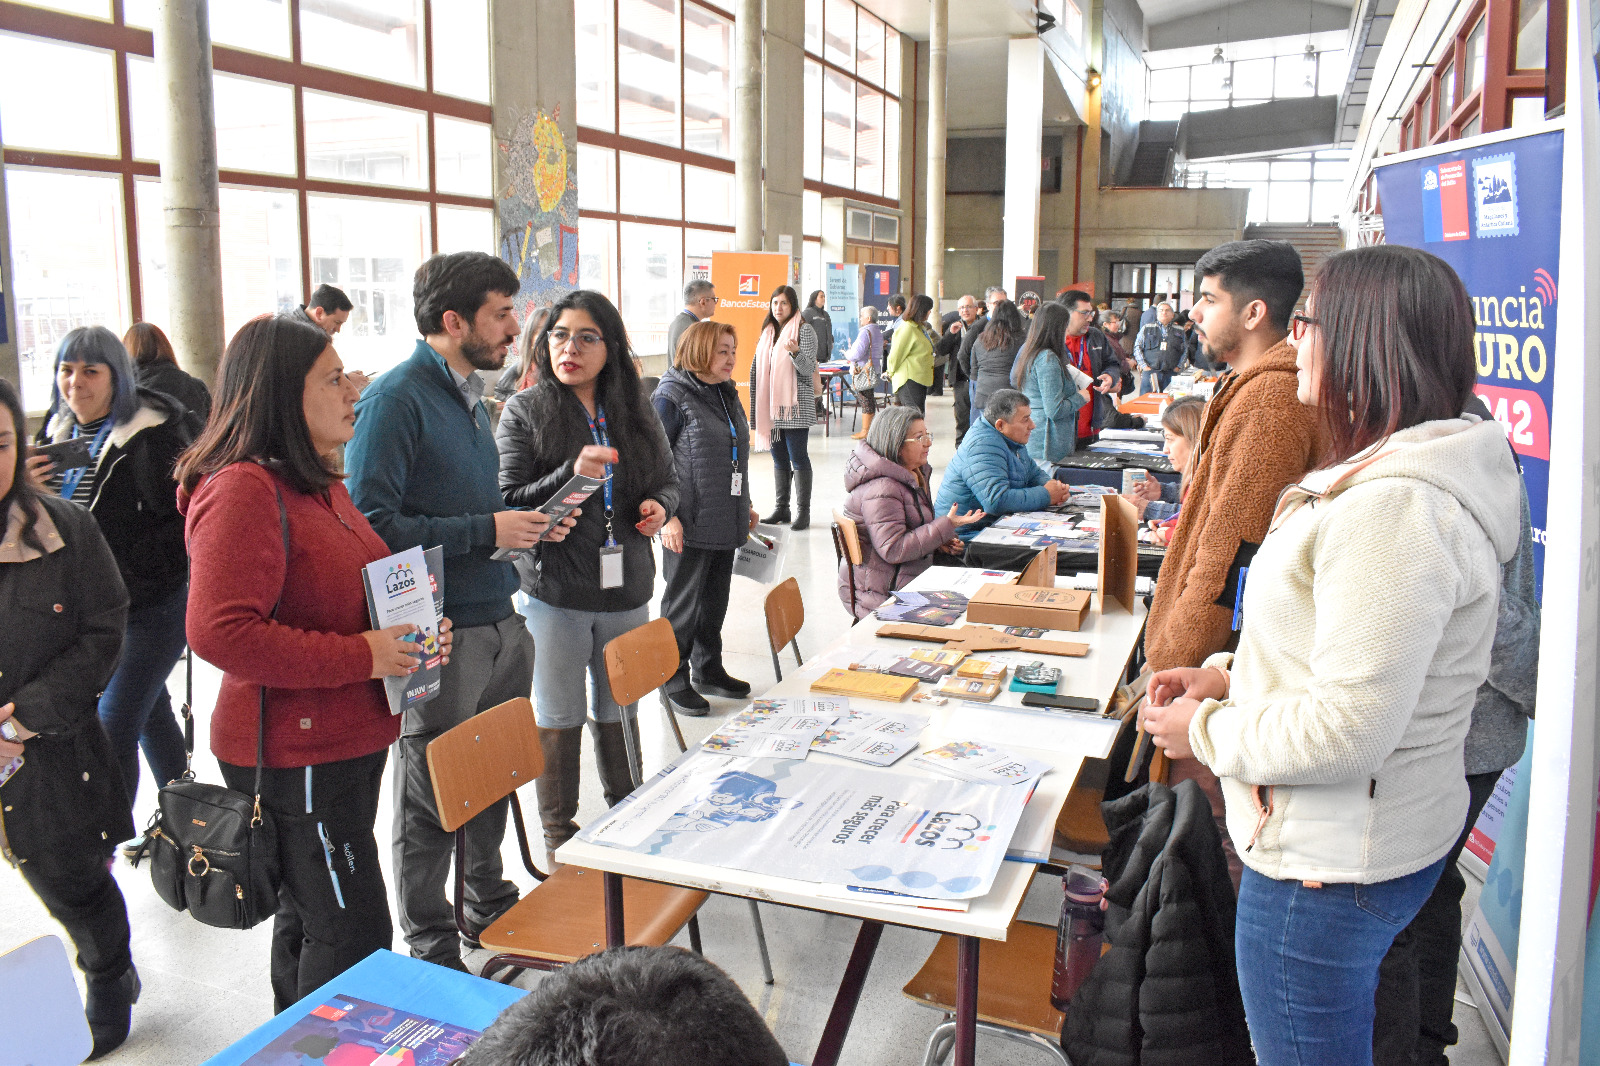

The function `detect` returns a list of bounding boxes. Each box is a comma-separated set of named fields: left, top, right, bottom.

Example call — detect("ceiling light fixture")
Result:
left=1303, top=0, right=1317, bottom=91
left=1087, top=68, right=1102, bottom=89
left=1211, top=44, right=1225, bottom=65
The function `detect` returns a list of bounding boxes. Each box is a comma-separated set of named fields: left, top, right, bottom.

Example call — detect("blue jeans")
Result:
left=516, top=593, right=649, bottom=728
left=770, top=426, right=812, bottom=473
left=98, top=583, right=190, bottom=804
left=1137, top=367, right=1173, bottom=394
left=1236, top=856, right=1448, bottom=1066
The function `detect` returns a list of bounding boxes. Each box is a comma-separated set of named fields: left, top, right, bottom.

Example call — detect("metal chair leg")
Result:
left=916, top=1017, right=1073, bottom=1066
left=687, top=914, right=703, bottom=955
left=921, top=1019, right=955, bottom=1066
left=658, top=692, right=687, bottom=753
left=770, top=647, right=783, bottom=683
left=748, top=898, right=775, bottom=984
left=790, top=639, right=804, bottom=669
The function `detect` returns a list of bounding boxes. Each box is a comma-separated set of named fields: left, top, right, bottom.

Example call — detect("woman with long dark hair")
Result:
left=885, top=293, right=935, bottom=411
left=179, top=314, right=451, bottom=1012
left=1, top=376, right=139, bottom=1057
left=497, top=290, right=679, bottom=856
left=1011, top=301, right=1094, bottom=467
left=749, top=285, right=817, bottom=530
left=26, top=326, right=200, bottom=828
left=123, top=321, right=212, bottom=422
left=1140, top=246, right=1521, bottom=1062
left=497, top=305, right=552, bottom=400
left=802, top=288, right=835, bottom=363
left=968, top=299, right=1025, bottom=415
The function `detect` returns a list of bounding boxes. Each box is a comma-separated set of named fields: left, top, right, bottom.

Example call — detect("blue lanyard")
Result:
left=586, top=405, right=615, bottom=545
left=715, top=391, right=739, bottom=470
left=57, top=418, right=113, bottom=499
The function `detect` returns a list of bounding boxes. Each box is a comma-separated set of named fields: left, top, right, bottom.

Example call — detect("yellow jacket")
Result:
left=885, top=321, right=934, bottom=390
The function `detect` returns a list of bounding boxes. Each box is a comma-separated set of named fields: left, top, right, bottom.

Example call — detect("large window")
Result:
left=802, top=0, right=901, bottom=202
left=1176, top=149, right=1350, bottom=225
left=0, top=0, right=495, bottom=407
left=1146, top=49, right=1344, bottom=120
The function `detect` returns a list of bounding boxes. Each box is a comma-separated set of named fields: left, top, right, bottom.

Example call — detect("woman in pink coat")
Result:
left=837, top=404, right=983, bottom=617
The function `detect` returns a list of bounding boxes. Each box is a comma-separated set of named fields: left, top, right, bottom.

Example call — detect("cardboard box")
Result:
left=965, top=583, right=1093, bottom=632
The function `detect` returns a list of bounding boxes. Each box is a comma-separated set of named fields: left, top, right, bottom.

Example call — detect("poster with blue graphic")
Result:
left=823, top=262, right=861, bottom=359
left=1374, top=127, right=1561, bottom=594
left=582, top=751, right=1034, bottom=900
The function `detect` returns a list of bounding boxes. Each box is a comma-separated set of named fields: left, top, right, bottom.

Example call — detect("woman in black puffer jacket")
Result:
left=652, top=320, right=757, bottom=715
left=27, top=327, right=200, bottom=815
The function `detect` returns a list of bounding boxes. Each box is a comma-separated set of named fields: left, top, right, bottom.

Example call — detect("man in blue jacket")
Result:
left=936, top=389, right=1071, bottom=540
left=346, top=251, right=568, bottom=972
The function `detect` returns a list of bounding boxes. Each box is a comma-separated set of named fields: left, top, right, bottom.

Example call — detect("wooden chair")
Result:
left=763, top=576, right=806, bottom=681
left=831, top=510, right=865, bottom=619
left=902, top=921, right=1071, bottom=1066
left=602, top=617, right=776, bottom=986
left=601, top=615, right=688, bottom=755
left=426, top=697, right=709, bottom=982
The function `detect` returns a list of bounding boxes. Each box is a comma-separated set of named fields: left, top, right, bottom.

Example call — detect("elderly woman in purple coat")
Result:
left=837, top=405, right=984, bottom=618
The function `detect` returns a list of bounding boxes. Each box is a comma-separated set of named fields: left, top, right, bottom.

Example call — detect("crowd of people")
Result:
left=0, top=238, right=1536, bottom=1066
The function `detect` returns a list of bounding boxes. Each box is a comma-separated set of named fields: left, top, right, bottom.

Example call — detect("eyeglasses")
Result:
left=548, top=328, right=605, bottom=350
left=908, top=433, right=934, bottom=444
left=1068, top=307, right=1095, bottom=317
left=1290, top=312, right=1320, bottom=341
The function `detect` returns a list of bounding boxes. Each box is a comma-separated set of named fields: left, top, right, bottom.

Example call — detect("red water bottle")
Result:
left=1051, top=864, right=1106, bottom=1010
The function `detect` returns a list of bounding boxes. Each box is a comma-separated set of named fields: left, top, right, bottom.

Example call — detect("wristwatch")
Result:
left=0, top=720, right=20, bottom=743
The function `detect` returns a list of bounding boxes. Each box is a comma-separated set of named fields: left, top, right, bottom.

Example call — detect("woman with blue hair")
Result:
left=26, top=326, right=201, bottom=835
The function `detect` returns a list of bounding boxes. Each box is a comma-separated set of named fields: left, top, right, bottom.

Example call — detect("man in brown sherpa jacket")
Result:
left=1144, top=240, right=1323, bottom=886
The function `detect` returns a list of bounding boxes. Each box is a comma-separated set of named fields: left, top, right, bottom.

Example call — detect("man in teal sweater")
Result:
left=346, top=251, right=567, bottom=972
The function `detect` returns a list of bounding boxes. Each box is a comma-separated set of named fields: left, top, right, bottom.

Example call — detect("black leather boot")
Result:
left=762, top=465, right=792, bottom=525
left=591, top=719, right=644, bottom=808
left=790, top=469, right=813, bottom=531
left=86, top=964, right=140, bottom=1060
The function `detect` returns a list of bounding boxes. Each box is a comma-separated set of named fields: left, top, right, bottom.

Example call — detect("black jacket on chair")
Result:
left=1062, top=780, right=1254, bottom=1066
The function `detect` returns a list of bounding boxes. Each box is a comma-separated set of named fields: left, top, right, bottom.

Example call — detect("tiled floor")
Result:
left=1, top=393, right=1503, bottom=1065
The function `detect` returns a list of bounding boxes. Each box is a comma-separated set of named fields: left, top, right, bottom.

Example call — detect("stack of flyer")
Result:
left=810, top=706, right=928, bottom=766
left=915, top=740, right=1050, bottom=786
left=361, top=544, right=445, bottom=715
left=700, top=698, right=842, bottom=759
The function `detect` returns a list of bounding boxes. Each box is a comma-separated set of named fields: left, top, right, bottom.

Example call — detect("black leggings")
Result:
left=770, top=427, right=812, bottom=473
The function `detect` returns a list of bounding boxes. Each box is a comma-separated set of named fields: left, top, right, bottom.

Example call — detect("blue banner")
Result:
left=861, top=264, right=900, bottom=313
left=1374, top=129, right=1562, bottom=595
left=823, top=262, right=861, bottom=360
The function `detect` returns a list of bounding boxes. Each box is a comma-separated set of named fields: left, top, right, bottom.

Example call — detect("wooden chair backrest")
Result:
left=832, top=510, right=864, bottom=566
left=426, top=698, right=541, bottom=833
left=604, top=616, right=681, bottom=708
left=764, top=576, right=805, bottom=653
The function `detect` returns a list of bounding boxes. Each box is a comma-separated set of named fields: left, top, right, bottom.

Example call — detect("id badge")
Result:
left=599, top=545, right=625, bottom=589
left=1159, top=340, right=1168, bottom=350
left=730, top=471, right=743, bottom=496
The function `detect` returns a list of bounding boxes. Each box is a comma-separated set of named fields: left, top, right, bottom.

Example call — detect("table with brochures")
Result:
left=556, top=565, right=1147, bottom=1066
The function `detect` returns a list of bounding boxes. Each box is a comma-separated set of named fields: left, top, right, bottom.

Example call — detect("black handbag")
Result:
left=132, top=487, right=286, bottom=930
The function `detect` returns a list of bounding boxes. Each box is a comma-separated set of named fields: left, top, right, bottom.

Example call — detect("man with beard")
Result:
left=1141, top=240, right=1322, bottom=889
left=345, top=251, right=554, bottom=970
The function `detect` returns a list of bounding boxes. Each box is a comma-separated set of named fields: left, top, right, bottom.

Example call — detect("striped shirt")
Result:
left=49, top=415, right=110, bottom=507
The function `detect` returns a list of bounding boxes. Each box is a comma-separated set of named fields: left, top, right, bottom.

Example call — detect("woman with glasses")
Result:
left=838, top=404, right=983, bottom=619
left=1010, top=301, right=1096, bottom=469
left=1140, top=246, right=1520, bottom=1063
left=496, top=290, right=679, bottom=857
left=750, top=285, right=818, bottom=531
left=652, top=321, right=757, bottom=716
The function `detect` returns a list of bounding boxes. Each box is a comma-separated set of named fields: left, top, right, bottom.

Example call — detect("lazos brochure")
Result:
left=581, top=752, right=1032, bottom=900
left=241, top=992, right=481, bottom=1065
left=915, top=740, right=1050, bottom=786
left=361, top=545, right=444, bottom=715
left=811, top=707, right=928, bottom=767
left=698, top=698, right=845, bottom=760
left=490, top=470, right=606, bottom=561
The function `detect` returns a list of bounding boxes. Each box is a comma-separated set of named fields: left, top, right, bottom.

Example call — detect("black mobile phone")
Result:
left=1021, top=691, right=1101, bottom=713
left=32, top=438, right=93, bottom=471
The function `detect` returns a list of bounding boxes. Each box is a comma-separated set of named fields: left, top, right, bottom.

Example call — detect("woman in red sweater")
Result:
left=178, top=314, right=452, bottom=1012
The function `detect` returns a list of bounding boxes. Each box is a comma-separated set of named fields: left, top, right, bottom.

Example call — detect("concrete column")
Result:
left=154, top=0, right=224, bottom=385
left=1002, top=37, right=1043, bottom=292
left=0, top=148, right=21, bottom=394
left=924, top=0, right=948, bottom=302
left=489, top=0, right=577, bottom=311
left=735, top=0, right=763, bottom=250
left=761, top=0, right=804, bottom=261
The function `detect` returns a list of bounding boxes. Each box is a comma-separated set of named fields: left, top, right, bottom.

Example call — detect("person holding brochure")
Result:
left=652, top=320, right=758, bottom=715
left=344, top=251, right=572, bottom=973
left=178, top=313, right=458, bottom=1012
left=0, top=377, right=140, bottom=1058
left=497, top=289, right=679, bottom=857
left=1138, top=246, right=1521, bottom=1062
left=749, top=285, right=817, bottom=530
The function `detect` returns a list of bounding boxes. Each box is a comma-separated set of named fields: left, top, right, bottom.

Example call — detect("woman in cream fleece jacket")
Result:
left=1141, top=246, right=1521, bottom=1065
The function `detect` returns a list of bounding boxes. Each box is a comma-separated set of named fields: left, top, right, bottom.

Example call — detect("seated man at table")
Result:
left=461, top=946, right=789, bottom=1066
left=935, top=389, right=1071, bottom=542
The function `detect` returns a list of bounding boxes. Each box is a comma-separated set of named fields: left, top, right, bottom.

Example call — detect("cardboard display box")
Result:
left=965, top=584, right=1093, bottom=632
